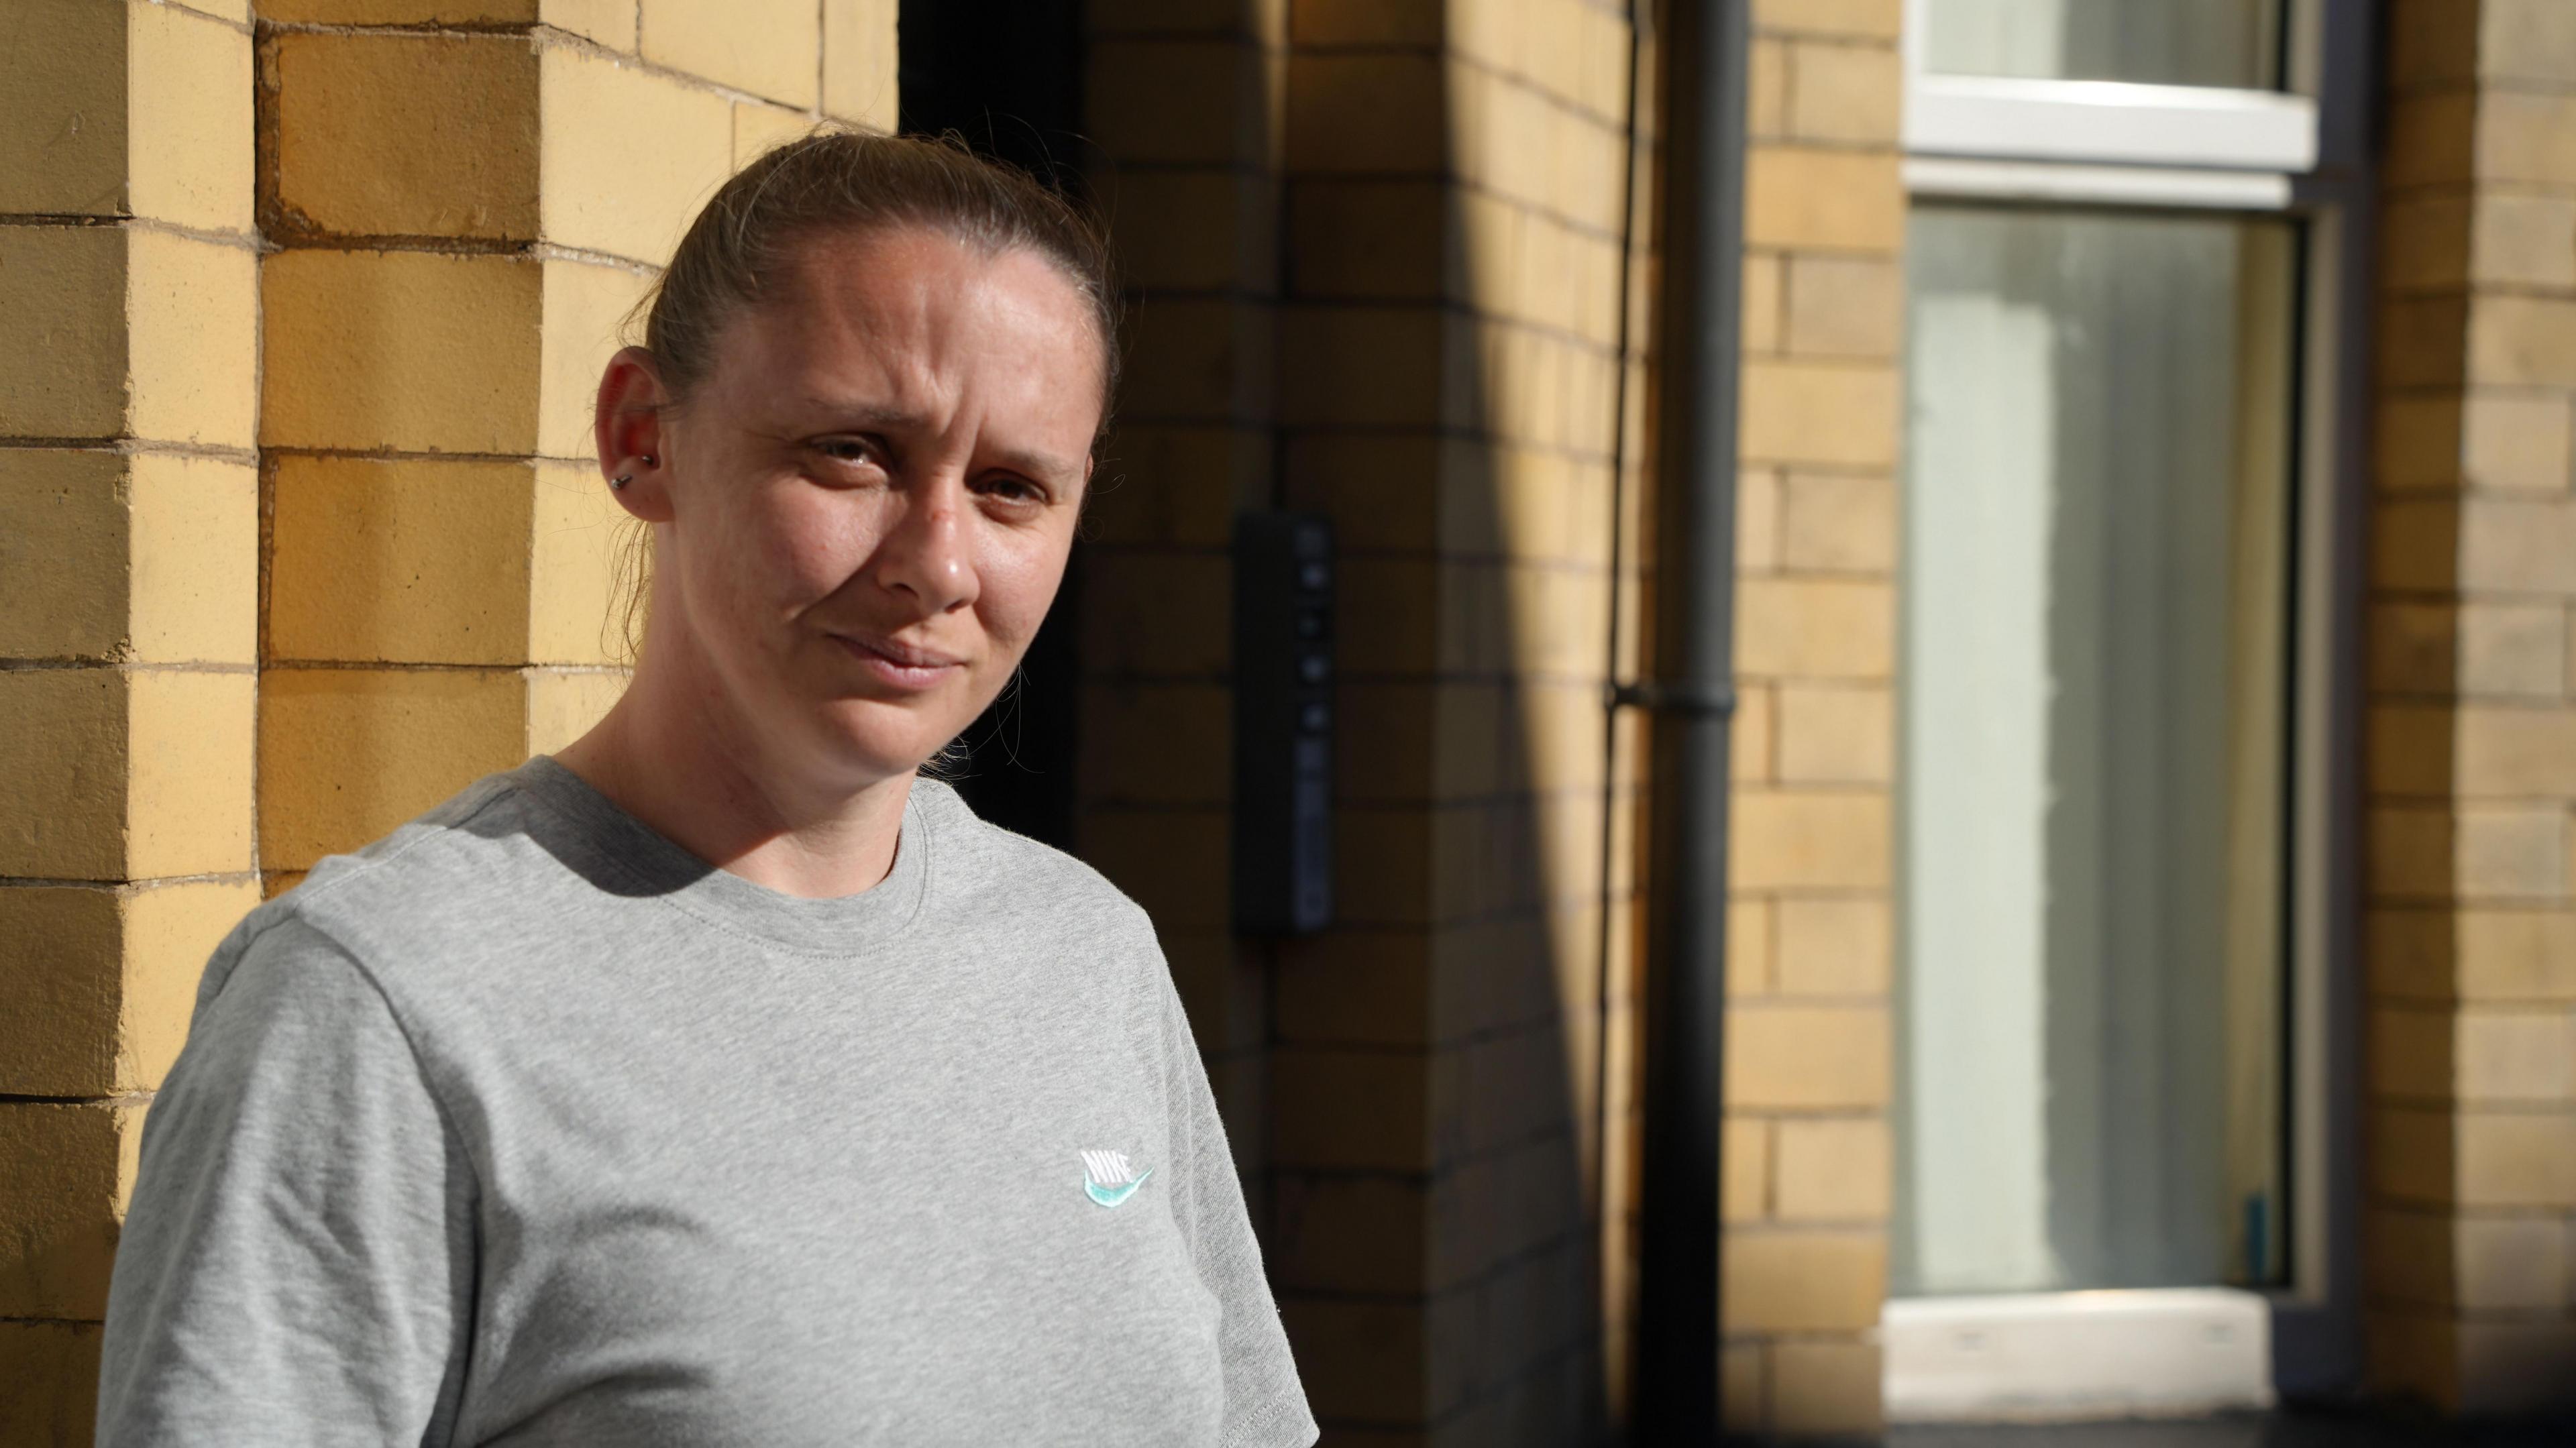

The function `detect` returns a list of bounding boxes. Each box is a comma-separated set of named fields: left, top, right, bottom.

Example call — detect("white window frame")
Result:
left=1886, top=0, right=2372, bottom=1423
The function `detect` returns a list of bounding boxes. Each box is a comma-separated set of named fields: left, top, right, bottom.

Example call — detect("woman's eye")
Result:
left=812, top=436, right=883, bottom=468
left=976, top=476, right=1048, bottom=506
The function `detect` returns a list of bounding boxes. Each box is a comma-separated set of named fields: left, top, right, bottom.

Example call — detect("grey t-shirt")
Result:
left=98, top=759, right=1316, bottom=1447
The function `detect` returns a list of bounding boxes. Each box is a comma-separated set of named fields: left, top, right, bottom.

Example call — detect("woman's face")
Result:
left=627, top=226, right=1102, bottom=789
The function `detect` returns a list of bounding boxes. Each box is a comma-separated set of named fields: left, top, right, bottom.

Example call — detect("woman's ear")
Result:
left=595, top=345, right=677, bottom=523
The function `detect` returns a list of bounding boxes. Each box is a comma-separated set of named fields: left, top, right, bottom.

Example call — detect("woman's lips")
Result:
left=831, top=632, right=964, bottom=692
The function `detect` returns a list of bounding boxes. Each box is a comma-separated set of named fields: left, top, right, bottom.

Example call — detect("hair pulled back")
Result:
left=637, top=127, right=1120, bottom=425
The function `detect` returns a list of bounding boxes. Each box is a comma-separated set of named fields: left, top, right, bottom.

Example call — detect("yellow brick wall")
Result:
left=2367, top=0, right=2576, bottom=1414
left=1719, top=0, right=1902, bottom=1436
left=253, top=0, right=896, bottom=893
left=1, top=4, right=260, bottom=1433
left=0, top=5, right=895, bottom=1439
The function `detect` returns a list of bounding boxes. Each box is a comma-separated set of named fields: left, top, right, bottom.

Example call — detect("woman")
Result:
left=97, top=132, right=1316, bottom=1447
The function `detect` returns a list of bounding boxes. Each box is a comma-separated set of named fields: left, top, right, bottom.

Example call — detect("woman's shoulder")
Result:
left=909, top=777, right=1160, bottom=948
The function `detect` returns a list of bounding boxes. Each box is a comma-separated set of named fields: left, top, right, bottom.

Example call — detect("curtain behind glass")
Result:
left=1894, top=207, right=2295, bottom=1296
left=1925, top=0, right=2282, bottom=89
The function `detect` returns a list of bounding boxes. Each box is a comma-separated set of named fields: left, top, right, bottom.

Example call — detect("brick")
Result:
left=2469, top=296, right=2576, bottom=388
left=1736, top=577, right=1892, bottom=677
left=2376, top=296, right=2469, bottom=390
left=1279, top=1297, right=1428, bottom=1424
left=270, top=457, right=536, bottom=665
left=544, top=0, right=640, bottom=50
left=1279, top=306, right=1443, bottom=427
left=127, top=670, right=256, bottom=879
left=2463, top=1215, right=2573, bottom=1309
left=2371, top=1106, right=2454, bottom=1202
left=1078, top=551, right=1231, bottom=678
left=2388, top=0, right=2479, bottom=90
left=1724, top=1116, right=1770, bottom=1223
left=1729, top=899, right=1774, bottom=993
left=733, top=101, right=814, bottom=170
left=1732, top=791, right=1888, bottom=892
left=1779, top=471, right=1894, bottom=573
left=1774, top=897, right=1888, bottom=997
left=2386, top=93, right=2477, bottom=188
left=2459, top=1010, right=2576, bottom=1101
left=2463, top=498, right=2576, bottom=590
left=537, top=44, right=736, bottom=264
left=262, top=1, right=540, bottom=18
left=1276, top=930, right=1436, bottom=1048
left=0, top=1321, right=103, bottom=1448
left=1746, top=146, right=1901, bottom=252
left=268, top=31, right=541, bottom=242
left=0, top=0, right=127, bottom=217
left=1721, top=1229, right=1885, bottom=1333
left=2458, top=392, right=2576, bottom=493
left=1124, top=297, right=1277, bottom=423
left=2458, top=1110, right=2576, bottom=1205
left=0, top=1101, right=142, bottom=1319
left=537, top=257, right=653, bottom=461
left=1742, top=253, right=1783, bottom=352
left=0, top=451, right=129, bottom=661
left=2455, top=706, right=2576, bottom=795
left=2373, top=396, right=2464, bottom=492
left=1786, top=40, right=1899, bottom=146
left=0, top=225, right=129, bottom=440
left=1115, top=170, right=1280, bottom=294
left=1783, top=255, right=1900, bottom=359
left=2473, top=194, right=2576, bottom=289
left=1274, top=1048, right=1436, bottom=1171
left=1752, top=0, right=1900, bottom=39
left=2482, top=0, right=2576, bottom=85
left=640, top=0, right=817, bottom=107
left=126, top=230, right=258, bottom=451
left=1287, top=180, right=1444, bottom=301
left=1094, top=40, right=1275, bottom=168
left=1081, top=806, right=1230, bottom=930
left=2475, top=92, right=2576, bottom=187
left=131, top=0, right=256, bottom=233
left=1108, top=426, right=1275, bottom=548
left=527, top=464, right=626, bottom=669
left=262, top=247, right=543, bottom=453
left=258, top=667, right=529, bottom=871
left=1772, top=1336, right=1882, bottom=1436
left=1776, top=683, right=1889, bottom=784
left=1079, top=681, right=1231, bottom=805
left=1272, top=1174, right=1428, bottom=1294
left=0, top=877, right=257, bottom=1097
left=1741, top=361, right=1898, bottom=467
left=2371, top=1005, right=2453, bottom=1101
left=824, top=0, right=900, bottom=128
left=0, top=668, right=253, bottom=880
left=1774, top=1116, right=1888, bottom=1221
left=1748, top=38, right=1788, bottom=140
left=127, top=455, right=258, bottom=666
left=2390, top=909, right=2576, bottom=1001
left=2369, top=807, right=2567, bottom=901
left=523, top=667, right=625, bottom=754
left=1728, top=1003, right=1887, bottom=1109
left=2382, top=194, right=2472, bottom=292
left=2372, top=603, right=2567, bottom=698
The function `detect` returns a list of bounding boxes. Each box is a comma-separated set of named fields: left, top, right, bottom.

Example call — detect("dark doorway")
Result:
left=898, top=0, right=1090, bottom=849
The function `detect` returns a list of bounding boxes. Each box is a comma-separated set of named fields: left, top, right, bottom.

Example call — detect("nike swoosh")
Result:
left=1085, top=1168, right=1153, bottom=1208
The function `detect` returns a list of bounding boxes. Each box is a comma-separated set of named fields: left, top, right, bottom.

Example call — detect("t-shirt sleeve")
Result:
left=97, top=916, right=476, bottom=1447
left=1151, top=953, right=1320, bottom=1448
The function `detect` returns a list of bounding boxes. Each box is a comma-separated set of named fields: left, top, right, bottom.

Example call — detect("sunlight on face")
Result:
left=653, top=227, right=1103, bottom=787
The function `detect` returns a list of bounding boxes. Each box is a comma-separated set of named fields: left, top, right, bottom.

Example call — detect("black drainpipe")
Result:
left=1628, top=0, right=1748, bottom=1440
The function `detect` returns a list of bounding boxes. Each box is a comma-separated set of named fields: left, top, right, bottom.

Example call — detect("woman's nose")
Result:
left=872, top=483, right=977, bottom=615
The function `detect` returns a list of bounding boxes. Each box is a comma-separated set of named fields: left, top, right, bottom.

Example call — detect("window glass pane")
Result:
left=1893, top=207, right=2298, bottom=1296
left=1925, top=0, right=2282, bottom=89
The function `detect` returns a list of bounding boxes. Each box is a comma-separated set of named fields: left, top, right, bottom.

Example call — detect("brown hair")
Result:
left=606, top=127, right=1120, bottom=660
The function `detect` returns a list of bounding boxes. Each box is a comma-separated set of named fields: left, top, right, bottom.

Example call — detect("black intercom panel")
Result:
left=1232, top=512, right=1335, bottom=936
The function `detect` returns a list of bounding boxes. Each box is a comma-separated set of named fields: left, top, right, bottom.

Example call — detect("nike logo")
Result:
left=1081, top=1149, right=1152, bottom=1208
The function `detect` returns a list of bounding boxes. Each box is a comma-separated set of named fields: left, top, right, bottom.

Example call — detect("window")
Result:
left=1886, top=0, right=2366, bottom=1418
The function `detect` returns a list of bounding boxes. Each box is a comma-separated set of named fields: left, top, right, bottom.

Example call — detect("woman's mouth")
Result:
left=831, top=632, right=965, bottom=692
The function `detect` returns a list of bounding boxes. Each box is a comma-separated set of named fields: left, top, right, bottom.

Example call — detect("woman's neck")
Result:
left=553, top=649, right=913, bottom=901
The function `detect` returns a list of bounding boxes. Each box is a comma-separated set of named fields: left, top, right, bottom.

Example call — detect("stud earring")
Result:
left=611, top=474, right=632, bottom=490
